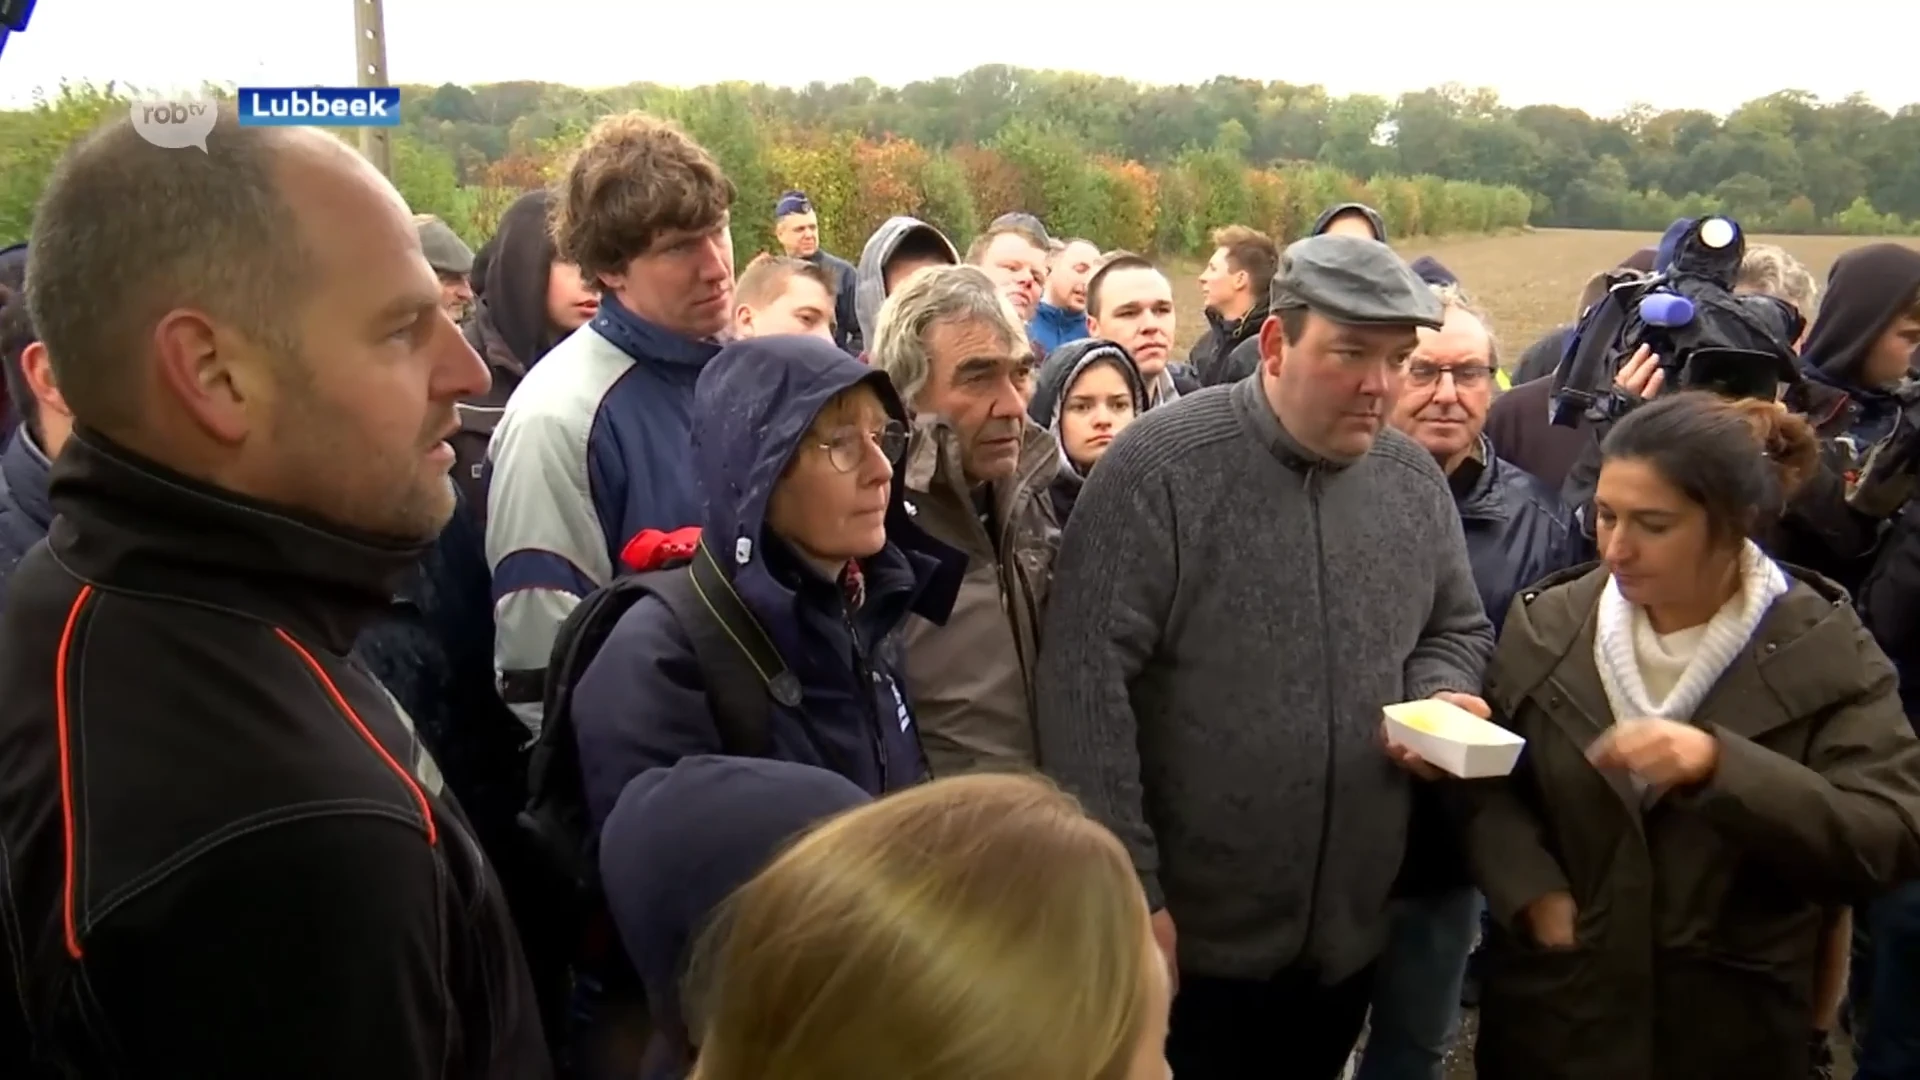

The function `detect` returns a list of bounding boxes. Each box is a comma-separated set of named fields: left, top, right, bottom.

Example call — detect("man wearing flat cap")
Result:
left=1035, top=233, right=1495, bottom=1079
left=414, top=214, right=476, bottom=323
left=773, top=190, right=861, bottom=355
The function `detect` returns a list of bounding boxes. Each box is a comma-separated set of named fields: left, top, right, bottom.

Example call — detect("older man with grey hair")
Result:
left=1036, top=234, right=1495, bottom=1080
left=869, top=264, right=1060, bottom=777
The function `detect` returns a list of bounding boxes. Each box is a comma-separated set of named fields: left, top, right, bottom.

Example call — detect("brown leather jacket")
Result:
left=896, top=416, right=1060, bottom=777
left=1462, top=562, right=1920, bottom=1080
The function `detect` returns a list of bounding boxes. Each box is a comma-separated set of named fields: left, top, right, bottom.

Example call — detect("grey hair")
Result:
left=1737, top=243, right=1819, bottom=316
left=1427, top=281, right=1501, bottom=371
left=869, top=264, right=1027, bottom=406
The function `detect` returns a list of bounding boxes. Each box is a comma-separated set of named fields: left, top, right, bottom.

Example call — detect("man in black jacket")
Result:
left=0, top=112, right=549, bottom=1076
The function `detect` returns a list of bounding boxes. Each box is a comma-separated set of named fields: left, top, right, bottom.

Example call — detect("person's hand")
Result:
left=1587, top=717, right=1719, bottom=787
left=1380, top=692, right=1489, bottom=780
left=1381, top=724, right=1444, bottom=780
left=1150, top=909, right=1179, bottom=994
left=1614, top=344, right=1666, bottom=400
left=1522, top=890, right=1579, bottom=949
left=1432, top=690, right=1491, bottom=719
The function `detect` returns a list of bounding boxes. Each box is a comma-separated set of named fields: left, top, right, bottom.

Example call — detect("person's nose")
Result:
left=858, top=436, right=894, bottom=486
left=1092, top=405, right=1115, bottom=431
left=1357, top=358, right=1394, bottom=398
left=991, top=376, right=1027, bottom=420
left=1600, top=526, right=1632, bottom=567
left=698, top=234, right=731, bottom=280
left=433, top=317, right=492, bottom=401
left=1430, top=370, right=1460, bottom=405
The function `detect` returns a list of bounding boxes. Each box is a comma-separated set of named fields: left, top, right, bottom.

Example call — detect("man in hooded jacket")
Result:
left=854, top=216, right=961, bottom=356
left=570, top=334, right=963, bottom=830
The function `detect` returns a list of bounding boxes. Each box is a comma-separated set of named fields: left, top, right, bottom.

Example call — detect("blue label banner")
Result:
left=236, top=87, right=402, bottom=127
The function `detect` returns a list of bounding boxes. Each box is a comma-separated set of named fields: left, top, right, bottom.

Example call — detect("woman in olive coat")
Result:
left=1460, top=392, right=1920, bottom=1080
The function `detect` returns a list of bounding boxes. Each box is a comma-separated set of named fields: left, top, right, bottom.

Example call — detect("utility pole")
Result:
left=353, top=0, right=392, bottom=177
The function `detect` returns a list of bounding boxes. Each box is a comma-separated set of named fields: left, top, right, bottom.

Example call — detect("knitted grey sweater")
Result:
left=1035, top=376, right=1493, bottom=982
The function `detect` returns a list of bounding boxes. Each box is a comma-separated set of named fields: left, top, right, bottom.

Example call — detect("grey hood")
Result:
left=855, top=216, right=960, bottom=348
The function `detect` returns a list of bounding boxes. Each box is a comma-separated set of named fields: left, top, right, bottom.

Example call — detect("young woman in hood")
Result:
left=1026, top=338, right=1149, bottom=522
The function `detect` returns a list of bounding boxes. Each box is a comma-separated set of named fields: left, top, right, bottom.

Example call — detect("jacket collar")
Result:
left=1489, top=560, right=1867, bottom=756
left=591, top=292, right=723, bottom=371
left=2, top=426, right=54, bottom=533
left=1453, top=436, right=1506, bottom=521
left=48, top=427, right=429, bottom=654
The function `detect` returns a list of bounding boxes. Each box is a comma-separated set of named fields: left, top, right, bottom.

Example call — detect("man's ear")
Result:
left=733, top=305, right=755, bottom=339
left=1232, top=269, right=1250, bottom=296
left=152, top=309, right=258, bottom=446
left=1258, top=314, right=1285, bottom=375
left=20, top=342, right=71, bottom=420
left=1085, top=313, right=1102, bottom=338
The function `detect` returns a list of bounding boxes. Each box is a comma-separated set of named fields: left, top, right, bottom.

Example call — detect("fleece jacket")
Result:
left=1034, top=376, right=1494, bottom=982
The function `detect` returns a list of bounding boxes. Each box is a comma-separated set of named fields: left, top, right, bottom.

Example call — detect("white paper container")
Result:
left=1383, top=699, right=1525, bottom=779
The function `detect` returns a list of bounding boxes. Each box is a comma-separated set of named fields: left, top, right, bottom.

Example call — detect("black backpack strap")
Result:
left=642, top=541, right=804, bottom=759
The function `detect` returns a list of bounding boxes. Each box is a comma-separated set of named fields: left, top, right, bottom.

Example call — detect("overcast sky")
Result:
left=1, top=0, right=1909, bottom=118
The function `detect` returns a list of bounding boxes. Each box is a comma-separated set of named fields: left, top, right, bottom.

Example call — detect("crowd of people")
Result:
left=0, top=104, right=1917, bottom=1080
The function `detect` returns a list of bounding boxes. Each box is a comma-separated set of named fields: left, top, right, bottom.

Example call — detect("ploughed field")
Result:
left=1166, top=228, right=1920, bottom=365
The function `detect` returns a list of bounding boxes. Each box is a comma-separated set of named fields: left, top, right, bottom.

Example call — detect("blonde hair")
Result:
left=1737, top=243, right=1819, bottom=317
left=687, top=773, right=1154, bottom=1080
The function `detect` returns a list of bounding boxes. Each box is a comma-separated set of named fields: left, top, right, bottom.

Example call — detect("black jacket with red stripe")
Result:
left=0, top=429, right=551, bottom=1078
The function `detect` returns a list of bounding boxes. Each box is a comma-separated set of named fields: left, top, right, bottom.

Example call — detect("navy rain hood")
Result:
left=569, top=335, right=964, bottom=827
left=600, top=755, right=870, bottom=1080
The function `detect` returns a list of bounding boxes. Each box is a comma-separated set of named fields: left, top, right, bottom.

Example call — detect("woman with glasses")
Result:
left=571, top=334, right=966, bottom=827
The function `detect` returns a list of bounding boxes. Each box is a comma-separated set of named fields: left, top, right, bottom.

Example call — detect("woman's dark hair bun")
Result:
left=1722, top=396, right=1820, bottom=501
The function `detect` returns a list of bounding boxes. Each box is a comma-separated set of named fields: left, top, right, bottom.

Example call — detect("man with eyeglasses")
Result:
left=1360, top=283, right=1576, bottom=1080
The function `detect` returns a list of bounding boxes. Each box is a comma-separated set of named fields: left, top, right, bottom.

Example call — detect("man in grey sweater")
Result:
left=1035, top=233, right=1496, bottom=1080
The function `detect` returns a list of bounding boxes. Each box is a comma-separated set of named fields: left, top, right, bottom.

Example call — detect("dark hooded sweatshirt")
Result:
left=854, top=216, right=961, bottom=351
left=1202, top=202, right=1392, bottom=388
left=1027, top=338, right=1149, bottom=523
left=571, top=335, right=965, bottom=829
left=599, top=756, right=870, bottom=1080
left=1795, top=243, right=1920, bottom=449
left=456, top=190, right=566, bottom=523
left=0, top=430, right=548, bottom=1077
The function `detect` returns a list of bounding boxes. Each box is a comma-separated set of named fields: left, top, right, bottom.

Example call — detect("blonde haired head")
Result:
left=688, top=773, right=1159, bottom=1080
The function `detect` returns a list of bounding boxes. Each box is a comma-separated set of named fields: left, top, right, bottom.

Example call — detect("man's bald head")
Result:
left=26, top=114, right=374, bottom=434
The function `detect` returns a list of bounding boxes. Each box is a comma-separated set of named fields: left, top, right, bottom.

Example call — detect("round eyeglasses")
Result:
left=815, top=420, right=910, bottom=473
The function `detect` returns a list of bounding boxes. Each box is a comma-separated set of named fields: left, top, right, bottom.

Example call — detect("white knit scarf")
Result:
left=1594, top=540, right=1787, bottom=794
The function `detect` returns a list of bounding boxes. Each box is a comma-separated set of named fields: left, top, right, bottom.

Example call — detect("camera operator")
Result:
left=1555, top=223, right=1896, bottom=591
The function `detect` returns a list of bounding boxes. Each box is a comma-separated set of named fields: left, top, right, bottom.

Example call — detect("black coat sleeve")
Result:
left=82, top=817, right=464, bottom=1079
left=835, top=264, right=862, bottom=356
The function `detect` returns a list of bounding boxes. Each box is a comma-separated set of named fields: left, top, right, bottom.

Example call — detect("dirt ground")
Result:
left=1166, top=227, right=1920, bottom=364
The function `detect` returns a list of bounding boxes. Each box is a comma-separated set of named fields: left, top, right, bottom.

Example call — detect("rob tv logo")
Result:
left=236, top=87, right=402, bottom=128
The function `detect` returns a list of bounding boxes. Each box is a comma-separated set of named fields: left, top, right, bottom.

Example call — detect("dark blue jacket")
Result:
left=600, top=756, right=870, bottom=1080
left=1029, top=301, right=1089, bottom=356
left=1457, top=438, right=1579, bottom=633
left=571, top=335, right=964, bottom=828
left=806, top=249, right=861, bottom=356
left=0, top=427, right=53, bottom=615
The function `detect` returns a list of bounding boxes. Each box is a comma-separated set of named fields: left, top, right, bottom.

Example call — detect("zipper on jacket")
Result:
left=842, top=604, right=891, bottom=787
left=1300, top=463, right=1338, bottom=962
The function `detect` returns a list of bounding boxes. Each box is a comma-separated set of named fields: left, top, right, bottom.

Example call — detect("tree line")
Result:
left=3, top=69, right=1916, bottom=258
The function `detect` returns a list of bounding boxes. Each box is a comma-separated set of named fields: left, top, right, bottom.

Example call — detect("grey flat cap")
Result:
left=418, top=218, right=475, bottom=276
left=1269, top=234, right=1444, bottom=330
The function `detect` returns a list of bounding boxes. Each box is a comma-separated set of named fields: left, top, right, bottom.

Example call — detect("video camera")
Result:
left=1548, top=216, right=1804, bottom=427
